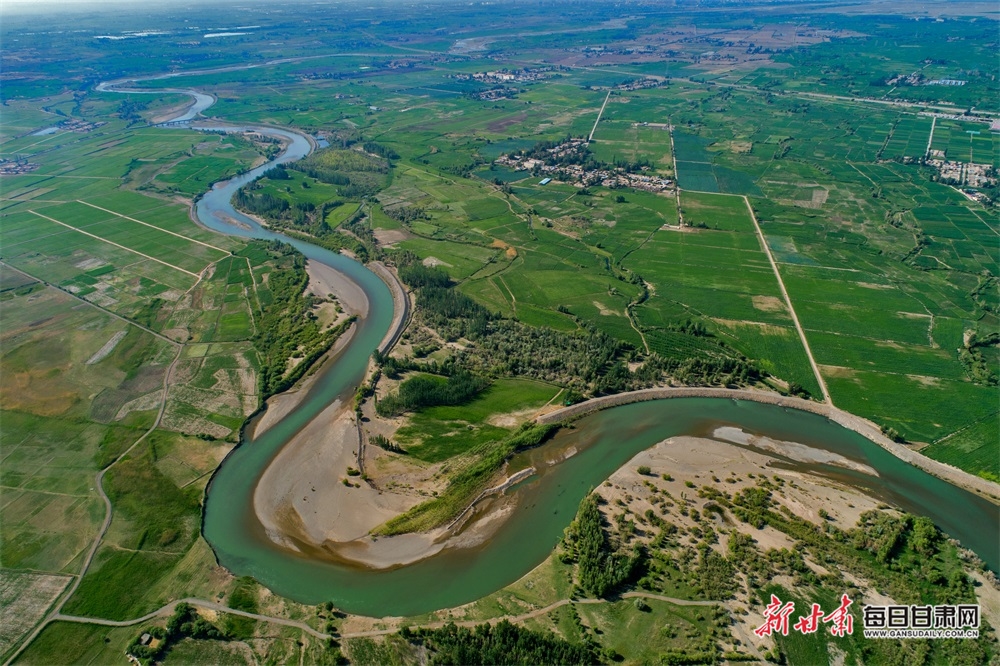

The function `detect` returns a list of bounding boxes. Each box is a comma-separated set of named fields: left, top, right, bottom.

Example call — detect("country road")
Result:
left=742, top=196, right=832, bottom=404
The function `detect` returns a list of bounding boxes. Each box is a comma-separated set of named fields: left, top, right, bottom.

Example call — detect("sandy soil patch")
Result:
left=422, top=256, right=452, bottom=268
left=751, top=295, right=787, bottom=314
left=306, top=260, right=369, bottom=317
left=373, top=228, right=412, bottom=246
left=713, top=426, right=879, bottom=476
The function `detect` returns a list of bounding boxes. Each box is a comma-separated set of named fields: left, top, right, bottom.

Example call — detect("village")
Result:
left=926, top=154, right=997, bottom=189
left=452, top=66, right=553, bottom=84
left=495, top=139, right=673, bottom=192
left=0, top=158, right=40, bottom=176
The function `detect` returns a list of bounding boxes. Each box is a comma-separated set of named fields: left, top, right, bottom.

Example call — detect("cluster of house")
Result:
left=886, top=72, right=927, bottom=87
left=475, top=87, right=520, bottom=101
left=586, top=77, right=666, bottom=92
left=613, top=77, right=666, bottom=92
left=885, top=72, right=967, bottom=87
left=927, top=158, right=996, bottom=189
left=0, top=158, right=39, bottom=175
left=59, top=118, right=107, bottom=133
left=452, top=67, right=552, bottom=84
left=495, top=141, right=672, bottom=192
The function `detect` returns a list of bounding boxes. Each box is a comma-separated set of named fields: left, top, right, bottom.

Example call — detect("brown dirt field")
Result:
left=487, top=112, right=527, bottom=133
left=0, top=371, right=80, bottom=417
left=751, top=295, right=787, bottom=313
left=373, top=228, right=412, bottom=246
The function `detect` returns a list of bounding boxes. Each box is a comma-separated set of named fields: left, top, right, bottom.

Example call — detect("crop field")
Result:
left=0, top=286, right=174, bottom=573
left=929, top=119, right=1000, bottom=166
left=589, top=120, right=674, bottom=172
left=61, top=431, right=231, bottom=620
left=882, top=116, right=933, bottom=160
left=618, top=192, right=821, bottom=393
left=0, top=571, right=71, bottom=662
left=12, top=621, right=138, bottom=666
left=920, top=418, right=1000, bottom=481
left=672, top=129, right=762, bottom=196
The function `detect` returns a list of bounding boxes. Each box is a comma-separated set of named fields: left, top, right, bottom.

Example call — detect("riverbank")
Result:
left=251, top=388, right=527, bottom=569
left=252, top=259, right=369, bottom=438
left=368, top=261, right=410, bottom=356
left=248, top=377, right=997, bottom=572
left=536, top=386, right=1000, bottom=504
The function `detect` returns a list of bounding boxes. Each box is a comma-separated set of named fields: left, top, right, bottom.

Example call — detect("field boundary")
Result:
left=27, top=210, right=199, bottom=277
left=588, top=90, right=612, bottom=143
left=76, top=201, right=230, bottom=254
left=741, top=196, right=831, bottom=403
left=0, top=262, right=179, bottom=345
left=3, top=345, right=185, bottom=666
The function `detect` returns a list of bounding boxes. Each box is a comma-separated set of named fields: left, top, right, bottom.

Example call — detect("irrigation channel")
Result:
left=100, top=72, right=999, bottom=619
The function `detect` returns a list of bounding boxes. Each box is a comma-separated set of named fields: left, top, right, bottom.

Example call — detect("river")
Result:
left=100, top=73, right=999, bottom=618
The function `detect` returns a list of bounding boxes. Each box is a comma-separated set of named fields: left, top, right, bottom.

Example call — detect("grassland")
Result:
left=0, top=68, right=333, bottom=655
left=392, top=378, right=560, bottom=462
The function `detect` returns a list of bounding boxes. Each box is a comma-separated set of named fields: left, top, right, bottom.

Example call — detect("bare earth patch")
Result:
left=373, top=228, right=412, bottom=247
left=751, top=295, right=787, bottom=314
left=592, top=300, right=619, bottom=316
left=422, top=256, right=452, bottom=268
left=0, top=570, right=71, bottom=658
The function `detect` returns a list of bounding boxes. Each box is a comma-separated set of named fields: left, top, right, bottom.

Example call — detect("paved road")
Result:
left=588, top=90, right=612, bottom=143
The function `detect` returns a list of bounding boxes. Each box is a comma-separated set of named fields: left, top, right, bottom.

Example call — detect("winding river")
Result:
left=102, top=74, right=999, bottom=618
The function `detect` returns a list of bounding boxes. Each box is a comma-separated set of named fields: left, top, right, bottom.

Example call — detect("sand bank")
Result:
left=252, top=390, right=527, bottom=569
left=252, top=260, right=368, bottom=438
left=537, top=386, right=1000, bottom=503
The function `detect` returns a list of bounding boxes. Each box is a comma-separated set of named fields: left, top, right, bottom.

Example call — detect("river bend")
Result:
left=97, top=72, right=999, bottom=618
